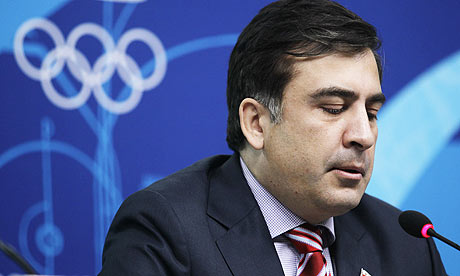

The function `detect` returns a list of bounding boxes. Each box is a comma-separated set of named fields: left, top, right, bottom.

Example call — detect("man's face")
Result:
left=258, top=49, right=384, bottom=223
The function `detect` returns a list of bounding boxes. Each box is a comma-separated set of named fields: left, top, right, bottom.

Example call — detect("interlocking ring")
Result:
left=14, top=18, right=168, bottom=114
left=14, top=18, right=66, bottom=80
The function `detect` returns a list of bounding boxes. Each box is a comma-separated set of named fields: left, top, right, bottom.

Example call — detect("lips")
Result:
left=329, top=164, right=366, bottom=181
left=334, top=166, right=365, bottom=176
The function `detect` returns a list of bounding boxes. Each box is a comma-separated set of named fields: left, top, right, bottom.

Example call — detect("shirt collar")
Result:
left=240, top=157, right=335, bottom=243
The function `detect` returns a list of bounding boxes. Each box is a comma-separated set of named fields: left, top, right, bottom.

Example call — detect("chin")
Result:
left=324, top=191, right=365, bottom=217
left=332, top=200, right=360, bottom=216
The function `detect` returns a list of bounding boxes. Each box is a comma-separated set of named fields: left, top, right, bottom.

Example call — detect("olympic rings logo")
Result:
left=14, top=18, right=167, bottom=114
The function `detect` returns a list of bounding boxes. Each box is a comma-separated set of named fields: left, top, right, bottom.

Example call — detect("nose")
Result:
left=342, top=107, right=376, bottom=151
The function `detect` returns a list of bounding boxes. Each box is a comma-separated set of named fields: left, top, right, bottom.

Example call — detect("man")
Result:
left=99, top=0, right=447, bottom=275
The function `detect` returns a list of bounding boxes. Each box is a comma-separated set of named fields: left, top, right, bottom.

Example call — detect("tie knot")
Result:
left=286, top=224, right=324, bottom=254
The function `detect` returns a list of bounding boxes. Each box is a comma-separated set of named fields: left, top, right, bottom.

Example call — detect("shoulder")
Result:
left=354, top=193, right=401, bottom=220
left=339, top=193, right=408, bottom=241
left=334, top=193, right=402, bottom=233
left=140, top=154, right=231, bottom=201
left=334, top=194, right=446, bottom=275
left=100, top=154, right=235, bottom=275
left=121, top=154, right=233, bottom=218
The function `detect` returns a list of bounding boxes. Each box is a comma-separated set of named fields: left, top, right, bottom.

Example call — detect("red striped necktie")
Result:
left=286, top=224, right=330, bottom=276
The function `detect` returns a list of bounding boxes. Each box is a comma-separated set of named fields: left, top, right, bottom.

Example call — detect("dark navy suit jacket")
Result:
left=99, top=154, right=446, bottom=275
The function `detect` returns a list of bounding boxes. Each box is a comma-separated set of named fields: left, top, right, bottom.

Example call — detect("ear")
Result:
left=239, top=98, right=271, bottom=150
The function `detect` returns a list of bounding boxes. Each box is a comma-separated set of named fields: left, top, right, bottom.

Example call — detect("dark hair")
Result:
left=226, top=0, right=382, bottom=152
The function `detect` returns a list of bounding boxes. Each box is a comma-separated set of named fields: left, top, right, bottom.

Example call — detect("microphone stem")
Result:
left=0, top=239, right=38, bottom=274
left=428, top=229, right=460, bottom=251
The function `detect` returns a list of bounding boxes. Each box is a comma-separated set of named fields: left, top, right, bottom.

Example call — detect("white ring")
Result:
left=14, top=18, right=65, bottom=80
left=14, top=18, right=168, bottom=114
left=40, top=48, right=92, bottom=109
left=117, top=28, right=167, bottom=91
left=93, top=54, right=144, bottom=114
left=66, top=23, right=115, bottom=84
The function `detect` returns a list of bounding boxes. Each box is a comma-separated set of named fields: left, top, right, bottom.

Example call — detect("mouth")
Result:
left=330, top=166, right=365, bottom=180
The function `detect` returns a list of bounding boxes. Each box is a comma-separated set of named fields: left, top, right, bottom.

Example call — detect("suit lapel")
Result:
left=333, top=201, right=377, bottom=276
left=332, top=216, right=365, bottom=275
left=207, top=154, right=284, bottom=276
left=215, top=206, right=284, bottom=276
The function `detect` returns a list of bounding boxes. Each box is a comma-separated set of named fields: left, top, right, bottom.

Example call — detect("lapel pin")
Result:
left=360, top=268, right=371, bottom=276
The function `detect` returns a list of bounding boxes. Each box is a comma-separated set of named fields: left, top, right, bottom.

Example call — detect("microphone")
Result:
left=398, top=210, right=460, bottom=251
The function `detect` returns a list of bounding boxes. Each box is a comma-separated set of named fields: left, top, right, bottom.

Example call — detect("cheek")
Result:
left=266, top=119, right=343, bottom=172
left=366, top=147, right=376, bottom=174
left=307, top=125, right=343, bottom=157
left=284, top=130, right=333, bottom=177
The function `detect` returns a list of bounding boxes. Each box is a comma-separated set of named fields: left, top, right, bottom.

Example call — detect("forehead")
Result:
left=286, top=50, right=382, bottom=99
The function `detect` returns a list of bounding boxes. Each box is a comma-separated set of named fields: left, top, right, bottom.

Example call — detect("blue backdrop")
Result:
left=1, top=0, right=459, bottom=275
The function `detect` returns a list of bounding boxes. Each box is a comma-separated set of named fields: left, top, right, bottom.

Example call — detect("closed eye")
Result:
left=368, top=112, right=378, bottom=121
left=367, top=108, right=380, bottom=121
left=322, top=106, right=346, bottom=115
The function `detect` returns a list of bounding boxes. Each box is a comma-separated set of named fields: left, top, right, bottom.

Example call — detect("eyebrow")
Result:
left=367, top=92, right=386, bottom=106
left=310, top=87, right=386, bottom=105
left=310, top=87, right=358, bottom=100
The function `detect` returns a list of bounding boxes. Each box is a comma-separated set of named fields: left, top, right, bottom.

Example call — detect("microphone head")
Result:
left=398, top=210, right=434, bottom=238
